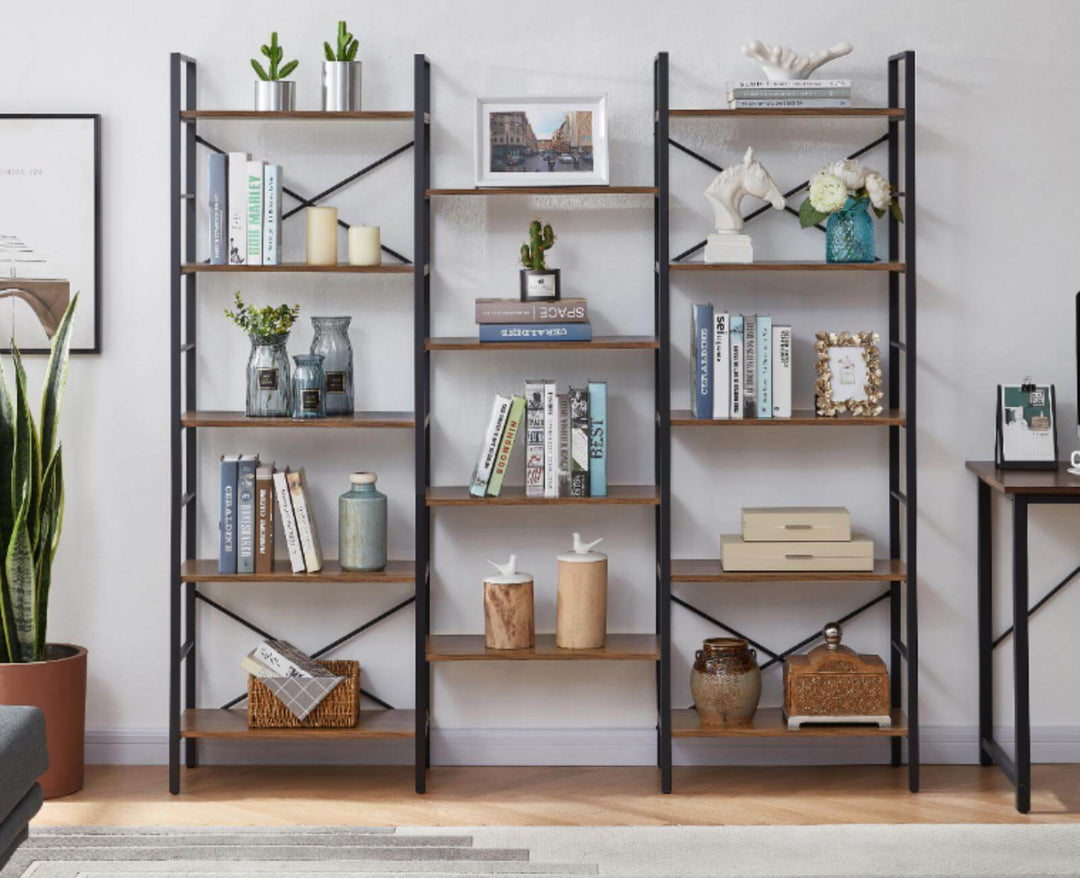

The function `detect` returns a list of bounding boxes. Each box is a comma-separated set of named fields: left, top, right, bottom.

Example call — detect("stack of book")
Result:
left=219, top=457, right=322, bottom=574
left=208, top=152, right=283, bottom=266
left=691, top=304, right=791, bottom=420
left=727, top=79, right=852, bottom=109
left=475, top=297, right=592, bottom=343
left=469, top=380, right=607, bottom=498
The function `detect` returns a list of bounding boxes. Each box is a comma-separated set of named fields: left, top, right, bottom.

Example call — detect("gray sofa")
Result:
left=0, top=706, right=48, bottom=870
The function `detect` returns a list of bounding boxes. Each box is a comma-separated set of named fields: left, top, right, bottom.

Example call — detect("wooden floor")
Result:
left=34, top=765, right=1080, bottom=826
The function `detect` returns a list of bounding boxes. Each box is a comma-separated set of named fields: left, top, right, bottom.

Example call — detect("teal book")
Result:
left=588, top=380, right=607, bottom=497
left=757, top=315, right=772, bottom=419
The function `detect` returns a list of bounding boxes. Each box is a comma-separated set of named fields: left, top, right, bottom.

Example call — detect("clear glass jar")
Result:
left=291, top=353, right=326, bottom=419
left=246, top=333, right=291, bottom=417
left=310, top=316, right=354, bottom=416
left=338, top=472, right=387, bottom=571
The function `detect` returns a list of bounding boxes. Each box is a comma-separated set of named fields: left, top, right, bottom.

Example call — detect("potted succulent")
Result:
left=519, top=220, right=560, bottom=302
left=252, top=31, right=299, bottom=112
left=225, top=292, right=300, bottom=417
left=0, top=295, right=85, bottom=798
left=799, top=159, right=902, bottom=263
left=322, top=20, right=361, bottom=112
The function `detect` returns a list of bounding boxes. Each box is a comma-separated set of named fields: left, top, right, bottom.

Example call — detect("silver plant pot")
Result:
left=322, top=61, right=362, bottom=112
left=254, top=80, right=296, bottom=112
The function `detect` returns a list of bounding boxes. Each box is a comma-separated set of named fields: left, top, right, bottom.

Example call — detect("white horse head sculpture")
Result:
left=741, top=40, right=853, bottom=82
left=704, top=147, right=786, bottom=234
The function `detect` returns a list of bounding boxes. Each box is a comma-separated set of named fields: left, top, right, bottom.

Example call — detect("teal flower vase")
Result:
left=826, top=197, right=875, bottom=263
left=338, top=472, right=387, bottom=572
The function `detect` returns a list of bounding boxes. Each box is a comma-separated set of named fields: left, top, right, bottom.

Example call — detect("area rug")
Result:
left=5, top=824, right=1080, bottom=877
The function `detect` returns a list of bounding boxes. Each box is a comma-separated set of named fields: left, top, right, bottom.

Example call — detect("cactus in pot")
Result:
left=322, top=20, right=362, bottom=111
left=252, top=32, right=299, bottom=111
left=519, top=220, right=560, bottom=301
left=520, top=220, right=556, bottom=271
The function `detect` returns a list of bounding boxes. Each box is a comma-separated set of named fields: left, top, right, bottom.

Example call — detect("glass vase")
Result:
left=246, top=333, right=291, bottom=417
left=338, top=472, right=387, bottom=572
left=826, top=197, right=876, bottom=263
left=291, top=354, right=326, bottom=419
left=310, top=316, right=354, bottom=415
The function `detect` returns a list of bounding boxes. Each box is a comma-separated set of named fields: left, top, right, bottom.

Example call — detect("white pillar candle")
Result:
left=348, top=225, right=381, bottom=266
left=306, top=206, right=339, bottom=265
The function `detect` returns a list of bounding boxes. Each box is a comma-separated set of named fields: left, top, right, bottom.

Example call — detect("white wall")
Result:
left=4, top=0, right=1080, bottom=766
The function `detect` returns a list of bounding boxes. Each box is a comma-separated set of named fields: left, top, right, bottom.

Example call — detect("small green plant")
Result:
left=520, top=220, right=556, bottom=271
left=251, top=32, right=299, bottom=82
left=324, top=20, right=359, bottom=62
left=225, top=292, right=300, bottom=338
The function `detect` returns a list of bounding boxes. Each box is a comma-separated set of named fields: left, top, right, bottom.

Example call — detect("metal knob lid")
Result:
left=823, top=622, right=842, bottom=649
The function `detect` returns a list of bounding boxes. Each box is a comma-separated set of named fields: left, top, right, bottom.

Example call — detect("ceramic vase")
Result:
left=338, top=472, right=387, bottom=571
left=690, top=637, right=762, bottom=725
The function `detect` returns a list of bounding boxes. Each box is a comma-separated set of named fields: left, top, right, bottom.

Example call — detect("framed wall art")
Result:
left=475, top=97, right=608, bottom=188
left=0, top=114, right=101, bottom=354
left=814, top=331, right=884, bottom=417
left=995, top=381, right=1058, bottom=470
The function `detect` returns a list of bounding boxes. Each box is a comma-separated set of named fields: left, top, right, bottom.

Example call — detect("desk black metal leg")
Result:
left=1012, top=496, right=1031, bottom=813
left=977, top=481, right=993, bottom=766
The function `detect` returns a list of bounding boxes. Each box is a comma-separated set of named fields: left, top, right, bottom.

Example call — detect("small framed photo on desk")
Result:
left=996, top=382, right=1058, bottom=470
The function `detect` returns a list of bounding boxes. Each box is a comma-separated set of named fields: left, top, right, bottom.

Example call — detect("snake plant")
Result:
left=0, top=293, right=77, bottom=663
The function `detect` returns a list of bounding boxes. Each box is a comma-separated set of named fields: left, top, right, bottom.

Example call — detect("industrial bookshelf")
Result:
left=167, top=53, right=425, bottom=794
left=661, top=51, right=919, bottom=793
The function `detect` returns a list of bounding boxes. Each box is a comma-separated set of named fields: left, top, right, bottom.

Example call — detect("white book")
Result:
left=227, top=152, right=249, bottom=264
left=469, top=394, right=511, bottom=497
left=712, top=311, right=730, bottom=419
left=272, top=469, right=305, bottom=573
left=543, top=382, right=558, bottom=498
left=287, top=469, right=323, bottom=573
left=524, top=379, right=547, bottom=498
left=730, top=79, right=851, bottom=89
left=732, top=98, right=852, bottom=108
left=730, top=315, right=744, bottom=420
left=262, top=164, right=281, bottom=265
left=248, top=641, right=311, bottom=679
left=772, top=324, right=793, bottom=418
left=246, top=160, right=264, bottom=266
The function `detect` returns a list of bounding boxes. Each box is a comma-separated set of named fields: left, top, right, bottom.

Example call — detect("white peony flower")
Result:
left=864, top=172, right=891, bottom=211
left=828, top=159, right=868, bottom=189
left=809, top=172, right=848, bottom=214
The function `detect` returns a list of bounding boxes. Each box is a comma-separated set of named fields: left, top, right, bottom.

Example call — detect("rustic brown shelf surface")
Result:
left=427, top=186, right=657, bottom=196
left=180, top=708, right=415, bottom=739
left=671, top=558, right=907, bottom=584
left=180, top=110, right=414, bottom=121
left=671, top=409, right=905, bottom=427
left=427, top=633, right=660, bottom=662
left=965, top=461, right=1080, bottom=496
left=181, top=263, right=412, bottom=274
left=670, top=261, right=904, bottom=272
left=426, top=485, right=660, bottom=506
left=179, top=559, right=415, bottom=584
left=180, top=411, right=414, bottom=429
left=672, top=707, right=908, bottom=738
left=426, top=336, right=658, bottom=351
left=670, top=108, right=905, bottom=118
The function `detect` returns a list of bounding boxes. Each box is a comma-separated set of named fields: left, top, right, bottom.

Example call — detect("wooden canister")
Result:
left=483, top=557, right=535, bottom=650
left=556, top=534, right=607, bottom=649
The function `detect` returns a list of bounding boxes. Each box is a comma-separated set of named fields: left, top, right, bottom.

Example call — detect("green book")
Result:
left=486, top=395, right=526, bottom=497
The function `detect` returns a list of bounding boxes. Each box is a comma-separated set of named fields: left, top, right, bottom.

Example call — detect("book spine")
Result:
left=557, top=393, right=571, bottom=497
left=255, top=468, right=275, bottom=574
left=486, top=395, right=525, bottom=497
left=570, top=386, right=590, bottom=497
left=264, top=639, right=328, bottom=676
left=250, top=641, right=312, bottom=678
left=262, top=164, right=281, bottom=265
left=729, top=315, right=744, bottom=419
left=772, top=325, right=792, bottom=418
left=236, top=456, right=258, bottom=574
left=743, top=315, right=757, bottom=417
left=691, top=304, right=713, bottom=418
left=712, top=311, right=730, bottom=419
left=218, top=456, right=238, bottom=574
left=731, top=98, right=853, bottom=108
left=478, top=322, right=592, bottom=342
left=227, top=152, right=249, bottom=264
left=729, top=88, right=851, bottom=99
left=543, top=382, right=557, bottom=498
left=475, top=299, right=588, bottom=324
left=524, top=380, right=546, bottom=498
left=588, top=381, right=607, bottom=496
left=730, top=79, right=851, bottom=89
left=287, top=470, right=323, bottom=573
left=470, top=395, right=512, bottom=497
left=246, top=160, right=263, bottom=266
left=273, top=470, right=305, bottom=573
left=208, top=153, right=227, bottom=265
left=757, top=315, right=772, bottom=420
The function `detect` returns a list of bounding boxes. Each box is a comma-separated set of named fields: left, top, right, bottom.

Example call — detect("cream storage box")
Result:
left=740, top=506, right=851, bottom=542
left=721, top=533, right=874, bottom=572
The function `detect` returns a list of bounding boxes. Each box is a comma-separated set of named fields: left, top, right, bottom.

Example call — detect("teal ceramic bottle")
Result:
left=338, top=472, right=387, bottom=571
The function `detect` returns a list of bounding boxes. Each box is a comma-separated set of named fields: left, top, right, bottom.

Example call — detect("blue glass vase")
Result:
left=291, top=354, right=326, bottom=419
left=310, top=316, right=354, bottom=415
left=826, top=197, right=875, bottom=263
left=246, top=333, right=291, bottom=417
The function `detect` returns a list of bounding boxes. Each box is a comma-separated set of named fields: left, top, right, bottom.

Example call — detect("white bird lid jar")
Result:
left=557, top=532, right=606, bottom=564
left=484, top=555, right=533, bottom=585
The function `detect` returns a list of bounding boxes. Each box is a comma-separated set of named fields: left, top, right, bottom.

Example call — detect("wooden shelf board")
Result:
left=670, top=260, right=904, bottom=272
left=426, top=335, right=658, bottom=351
left=671, top=558, right=906, bottom=583
left=670, top=409, right=906, bottom=427
left=180, top=110, right=413, bottom=121
left=427, top=186, right=656, bottom=196
left=672, top=707, right=908, bottom=738
left=670, top=108, right=905, bottom=119
left=180, top=559, right=415, bottom=584
left=426, top=485, right=660, bottom=506
left=965, top=461, right=1080, bottom=496
left=180, top=411, right=414, bottom=429
left=180, top=708, right=415, bottom=739
left=181, top=263, right=412, bottom=274
left=427, top=633, right=660, bottom=662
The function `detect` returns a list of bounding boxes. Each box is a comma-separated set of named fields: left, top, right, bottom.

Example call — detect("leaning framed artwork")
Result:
left=814, top=331, right=884, bottom=417
left=475, top=97, right=608, bottom=188
left=0, top=114, right=101, bottom=354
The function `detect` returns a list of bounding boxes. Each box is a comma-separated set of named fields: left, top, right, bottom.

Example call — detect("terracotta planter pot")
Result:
left=0, top=644, right=87, bottom=798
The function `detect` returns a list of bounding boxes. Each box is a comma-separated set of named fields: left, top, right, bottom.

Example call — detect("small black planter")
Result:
left=519, top=268, right=561, bottom=302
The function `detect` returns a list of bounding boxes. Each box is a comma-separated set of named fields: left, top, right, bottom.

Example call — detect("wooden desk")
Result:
left=965, top=461, right=1080, bottom=813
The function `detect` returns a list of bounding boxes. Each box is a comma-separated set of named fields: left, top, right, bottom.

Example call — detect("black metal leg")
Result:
left=184, top=581, right=197, bottom=769
left=977, top=480, right=993, bottom=766
left=1012, top=496, right=1031, bottom=813
left=169, top=581, right=181, bottom=795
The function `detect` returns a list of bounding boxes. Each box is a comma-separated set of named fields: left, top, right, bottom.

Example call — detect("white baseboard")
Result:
left=84, top=725, right=1080, bottom=766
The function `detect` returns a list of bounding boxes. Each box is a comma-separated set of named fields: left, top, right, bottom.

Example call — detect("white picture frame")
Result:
left=475, top=97, right=609, bottom=188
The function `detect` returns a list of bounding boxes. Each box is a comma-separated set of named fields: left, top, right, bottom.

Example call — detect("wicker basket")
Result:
left=247, top=659, right=359, bottom=729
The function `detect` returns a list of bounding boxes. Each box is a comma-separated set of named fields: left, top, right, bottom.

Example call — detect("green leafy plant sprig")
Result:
left=225, top=292, right=300, bottom=339
left=324, top=20, right=359, bottom=62
left=252, top=32, right=299, bottom=82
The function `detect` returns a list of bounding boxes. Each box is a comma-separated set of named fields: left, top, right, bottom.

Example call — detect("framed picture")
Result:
left=475, top=97, right=608, bottom=187
left=0, top=114, right=101, bottom=354
left=996, top=382, right=1058, bottom=470
left=814, top=331, right=884, bottom=417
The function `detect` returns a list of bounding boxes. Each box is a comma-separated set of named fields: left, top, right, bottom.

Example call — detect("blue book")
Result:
left=478, top=322, right=592, bottom=343
left=236, top=455, right=258, bottom=574
left=208, top=153, right=227, bottom=265
left=691, top=304, right=713, bottom=418
left=588, top=380, right=607, bottom=497
left=756, top=315, right=772, bottom=420
left=218, top=455, right=240, bottom=574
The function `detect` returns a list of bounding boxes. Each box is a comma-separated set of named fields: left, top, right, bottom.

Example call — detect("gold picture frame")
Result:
left=814, top=331, right=884, bottom=417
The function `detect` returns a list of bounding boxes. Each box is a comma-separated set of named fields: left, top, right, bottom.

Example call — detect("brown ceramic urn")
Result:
left=690, top=637, right=762, bottom=725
